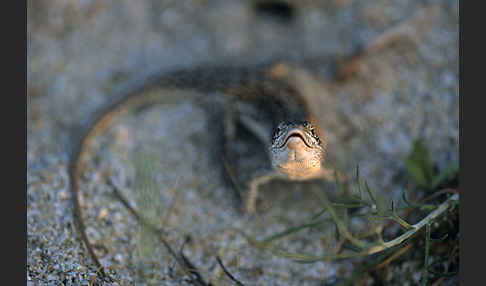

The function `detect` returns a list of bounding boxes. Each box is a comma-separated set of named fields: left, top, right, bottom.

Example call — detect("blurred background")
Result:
left=27, top=0, right=458, bottom=284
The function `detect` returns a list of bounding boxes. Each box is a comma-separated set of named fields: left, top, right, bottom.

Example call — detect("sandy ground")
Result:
left=27, top=0, right=458, bottom=285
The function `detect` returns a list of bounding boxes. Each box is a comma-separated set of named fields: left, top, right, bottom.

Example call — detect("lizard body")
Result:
left=69, top=62, right=334, bottom=272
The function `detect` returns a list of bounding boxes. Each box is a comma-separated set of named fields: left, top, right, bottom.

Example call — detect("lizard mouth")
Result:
left=282, top=129, right=312, bottom=148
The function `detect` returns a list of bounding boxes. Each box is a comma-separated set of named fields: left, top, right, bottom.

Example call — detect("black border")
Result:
left=460, top=0, right=482, bottom=285
left=23, top=0, right=28, bottom=284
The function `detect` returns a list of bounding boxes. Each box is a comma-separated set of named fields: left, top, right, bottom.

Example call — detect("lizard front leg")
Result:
left=245, top=171, right=284, bottom=214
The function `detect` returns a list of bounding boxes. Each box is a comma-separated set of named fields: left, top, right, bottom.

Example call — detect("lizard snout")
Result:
left=285, top=135, right=306, bottom=150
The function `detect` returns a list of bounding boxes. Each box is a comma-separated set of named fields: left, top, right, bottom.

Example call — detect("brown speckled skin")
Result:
left=69, top=62, right=328, bottom=274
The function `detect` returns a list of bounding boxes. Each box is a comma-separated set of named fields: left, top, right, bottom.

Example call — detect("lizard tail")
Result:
left=68, top=86, right=202, bottom=278
left=67, top=63, right=276, bottom=277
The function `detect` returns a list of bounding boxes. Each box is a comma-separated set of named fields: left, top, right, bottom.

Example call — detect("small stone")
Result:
left=76, top=265, right=86, bottom=272
left=57, top=190, right=69, bottom=200
left=114, top=253, right=124, bottom=264
left=98, top=207, right=109, bottom=220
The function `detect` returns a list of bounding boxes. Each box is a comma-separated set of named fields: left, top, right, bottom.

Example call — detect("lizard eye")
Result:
left=303, top=121, right=314, bottom=131
left=304, top=122, right=319, bottom=140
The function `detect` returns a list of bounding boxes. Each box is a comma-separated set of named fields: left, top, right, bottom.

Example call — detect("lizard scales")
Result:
left=69, top=62, right=329, bottom=273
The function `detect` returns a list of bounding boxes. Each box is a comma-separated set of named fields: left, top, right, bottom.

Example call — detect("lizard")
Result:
left=68, top=61, right=338, bottom=274
left=66, top=4, right=436, bottom=277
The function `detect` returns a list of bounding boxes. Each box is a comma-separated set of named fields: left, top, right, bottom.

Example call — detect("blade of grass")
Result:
left=391, top=200, right=415, bottom=230
left=261, top=218, right=330, bottom=245
left=356, top=164, right=362, bottom=199
left=310, top=208, right=327, bottom=221
left=364, top=181, right=380, bottom=213
left=402, top=189, right=436, bottom=210
left=421, top=223, right=431, bottom=286
left=256, top=194, right=458, bottom=263
left=313, top=189, right=365, bottom=249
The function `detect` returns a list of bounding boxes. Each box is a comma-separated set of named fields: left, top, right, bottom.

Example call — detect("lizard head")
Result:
left=270, top=121, right=326, bottom=180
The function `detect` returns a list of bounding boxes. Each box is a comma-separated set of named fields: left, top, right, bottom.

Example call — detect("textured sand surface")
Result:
left=27, top=1, right=458, bottom=284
